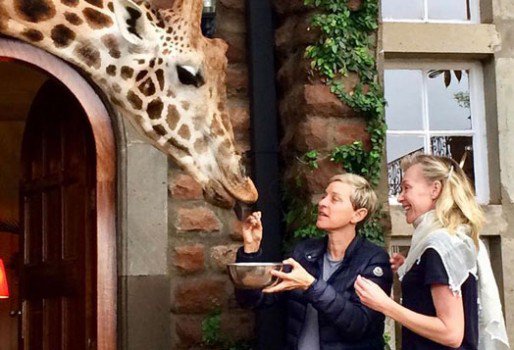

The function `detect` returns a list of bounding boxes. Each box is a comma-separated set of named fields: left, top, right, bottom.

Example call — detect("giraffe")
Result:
left=0, top=0, right=258, bottom=208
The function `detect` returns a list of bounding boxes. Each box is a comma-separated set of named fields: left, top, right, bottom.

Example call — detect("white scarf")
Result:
left=397, top=210, right=510, bottom=349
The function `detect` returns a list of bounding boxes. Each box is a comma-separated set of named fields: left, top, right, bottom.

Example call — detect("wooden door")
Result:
left=19, top=79, right=97, bottom=350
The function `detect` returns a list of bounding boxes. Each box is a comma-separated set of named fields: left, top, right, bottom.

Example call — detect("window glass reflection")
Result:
left=427, top=70, right=472, bottom=130
left=385, top=70, right=424, bottom=131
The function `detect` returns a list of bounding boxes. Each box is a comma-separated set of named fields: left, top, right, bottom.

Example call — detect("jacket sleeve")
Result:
left=302, top=249, right=393, bottom=340
left=233, top=247, right=282, bottom=309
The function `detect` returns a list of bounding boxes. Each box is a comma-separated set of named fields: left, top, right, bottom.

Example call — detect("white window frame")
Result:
left=381, top=0, right=480, bottom=24
left=385, top=60, right=490, bottom=205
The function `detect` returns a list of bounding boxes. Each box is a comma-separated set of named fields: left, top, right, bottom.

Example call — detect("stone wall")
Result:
left=162, top=0, right=254, bottom=348
left=273, top=0, right=371, bottom=196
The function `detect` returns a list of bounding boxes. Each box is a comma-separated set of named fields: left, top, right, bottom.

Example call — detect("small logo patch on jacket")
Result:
left=373, top=267, right=383, bottom=277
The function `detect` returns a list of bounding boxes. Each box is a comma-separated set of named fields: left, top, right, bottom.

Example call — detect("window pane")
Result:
left=385, top=70, right=424, bottom=130
left=427, top=0, right=470, bottom=21
left=381, top=0, right=423, bottom=20
left=427, top=70, right=472, bottom=130
left=430, top=136, right=475, bottom=188
left=387, top=135, right=425, bottom=197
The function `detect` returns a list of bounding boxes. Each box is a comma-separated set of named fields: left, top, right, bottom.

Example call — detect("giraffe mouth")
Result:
left=203, top=177, right=258, bottom=209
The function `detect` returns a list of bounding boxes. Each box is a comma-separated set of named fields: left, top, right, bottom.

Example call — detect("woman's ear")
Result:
left=352, top=208, right=368, bottom=225
left=431, top=180, right=443, bottom=200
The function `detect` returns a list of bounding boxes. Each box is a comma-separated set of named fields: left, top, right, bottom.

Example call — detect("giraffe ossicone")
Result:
left=0, top=0, right=258, bottom=208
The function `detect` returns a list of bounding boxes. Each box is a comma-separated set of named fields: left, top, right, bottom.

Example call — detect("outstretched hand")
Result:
left=242, top=211, right=262, bottom=253
left=262, top=258, right=315, bottom=293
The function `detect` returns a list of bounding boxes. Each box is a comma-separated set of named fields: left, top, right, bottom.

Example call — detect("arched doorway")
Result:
left=0, top=39, right=116, bottom=350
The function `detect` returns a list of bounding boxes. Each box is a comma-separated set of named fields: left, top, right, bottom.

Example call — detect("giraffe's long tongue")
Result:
left=222, top=177, right=258, bottom=204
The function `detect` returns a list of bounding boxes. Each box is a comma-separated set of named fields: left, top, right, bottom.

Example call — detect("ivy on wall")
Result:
left=285, top=0, right=387, bottom=245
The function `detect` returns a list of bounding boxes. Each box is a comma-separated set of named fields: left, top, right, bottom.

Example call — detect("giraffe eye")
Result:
left=176, top=65, right=205, bottom=88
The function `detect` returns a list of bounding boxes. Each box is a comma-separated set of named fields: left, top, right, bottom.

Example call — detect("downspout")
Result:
left=246, top=1, right=285, bottom=349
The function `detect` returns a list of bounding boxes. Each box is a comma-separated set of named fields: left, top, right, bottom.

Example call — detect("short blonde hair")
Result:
left=401, top=154, right=483, bottom=248
left=329, top=173, right=378, bottom=224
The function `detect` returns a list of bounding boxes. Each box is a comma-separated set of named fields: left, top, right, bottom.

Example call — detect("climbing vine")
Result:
left=285, top=0, right=387, bottom=245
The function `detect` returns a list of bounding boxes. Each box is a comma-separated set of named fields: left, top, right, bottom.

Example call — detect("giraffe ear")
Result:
left=113, top=0, right=157, bottom=47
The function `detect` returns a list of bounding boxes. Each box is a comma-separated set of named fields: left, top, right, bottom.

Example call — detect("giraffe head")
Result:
left=0, top=0, right=258, bottom=208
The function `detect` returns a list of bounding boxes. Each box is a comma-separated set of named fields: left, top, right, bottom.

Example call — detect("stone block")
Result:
left=230, top=219, right=244, bottom=241
left=126, top=143, right=168, bottom=276
left=217, top=31, right=246, bottom=63
left=173, top=314, right=204, bottom=348
left=275, top=13, right=319, bottom=53
left=228, top=103, right=250, bottom=133
left=273, top=0, right=308, bottom=14
left=216, top=4, right=246, bottom=34
left=169, top=173, right=203, bottom=200
left=220, top=311, right=255, bottom=342
left=302, top=158, right=343, bottom=194
left=210, top=244, right=241, bottom=272
left=176, top=207, right=222, bottom=232
left=173, top=244, right=205, bottom=273
left=219, top=0, right=245, bottom=12
left=172, top=277, right=228, bottom=313
left=226, top=64, right=248, bottom=94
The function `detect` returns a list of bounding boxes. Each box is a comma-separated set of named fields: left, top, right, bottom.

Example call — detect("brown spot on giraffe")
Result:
left=155, top=69, right=165, bottom=91
left=166, top=105, right=180, bottom=130
left=61, top=0, right=78, bottom=7
left=178, top=124, right=191, bottom=140
left=127, top=91, right=143, bottom=110
left=181, top=101, right=190, bottom=111
left=82, top=7, right=113, bottom=29
left=106, top=65, right=116, bottom=76
left=14, top=0, right=56, bottom=23
left=101, top=34, right=121, bottom=58
left=167, top=89, right=176, bottom=98
left=194, top=138, right=207, bottom=154
left=137, top=59, right=145, bottom=65
left=21, top=29, right=44, bottom=42
left=152, top=124, right=167, bottom=136
left=138, top=77, right=156, bottom=96
left=121, top=66, right=134, bottom=80
left=210, top=117, right=224, bottom=137
left=107, top=2, right=114, bottom=12
left=112, top=83, right=121, bottom=93
left=74, top=42, right=101, bottom=69
left=136, top=70, right=148, bottom=81
left=51, top=24, right=75, bottom=48
left=64, top=11, right=83, bottom=25
left=84, top=0, right=103, bottom=8
left=166, top=138, right=189, bottom=156
left=110, top=96, right=125, bottom=108
left=147, top=98, right=164, bottom=120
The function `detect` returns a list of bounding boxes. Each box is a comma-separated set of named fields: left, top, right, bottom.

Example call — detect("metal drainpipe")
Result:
left=246, top=0, right=285, bottom=349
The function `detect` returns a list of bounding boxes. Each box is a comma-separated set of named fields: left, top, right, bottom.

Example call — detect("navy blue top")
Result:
left=401, top=248, right=478, bottom=350
left=235, top=236, right=393, bottom=350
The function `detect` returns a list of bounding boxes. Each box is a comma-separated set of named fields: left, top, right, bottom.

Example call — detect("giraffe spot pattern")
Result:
left=166, top=138, right=189, bottom=156
left=166, top=105, right=180, bottom=130
left=74, top=42, right=101, bottom=69
left=194, top=138, right=207, bottom=154
left=84, top=0, right=103, bottom=8
left=15, top=0, right=56, bottom=23
left=107, top=2, right=114, bottom=12
left=152, top=124, right=167, bottom=136
left=112, top=83, right=121, bottom=93
left=155, top=69, right=165, bottom=91
left=136, top=70, right=148, bottom=81
left=121, top=66, right=134, bottom=80
left=83, top=7, right=113, bottom=29
left=61, top=0, right=79, bottom=7
left=138, top=77, right=155, bottom=96
left=21, top=29, right=44, bottom=42
left=181, top=101, right=190, bottom=111
left=106, top=65, right=116, bottom=76
left=178, top=124, right=191, bottom=140
left=64, top=11, right=83, bottom=25
left=147, top=98, right=164, bottom=120
left=51, top=24, right=75, bottom=48
left=127, top=91, right=143, bottom=110
left=101, top=34, right=121, bottom=58
left=110, top=96, right=125, bottom=108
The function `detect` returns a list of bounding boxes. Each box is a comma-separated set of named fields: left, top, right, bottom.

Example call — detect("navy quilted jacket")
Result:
left=235, top=236, right=393, bottom=350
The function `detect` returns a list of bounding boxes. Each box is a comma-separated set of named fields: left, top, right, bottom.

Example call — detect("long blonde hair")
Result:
left=401, top=154, right=484, bottom=247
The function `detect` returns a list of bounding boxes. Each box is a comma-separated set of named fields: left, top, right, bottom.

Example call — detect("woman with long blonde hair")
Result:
left=354, top=154, right=509, bottom=349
